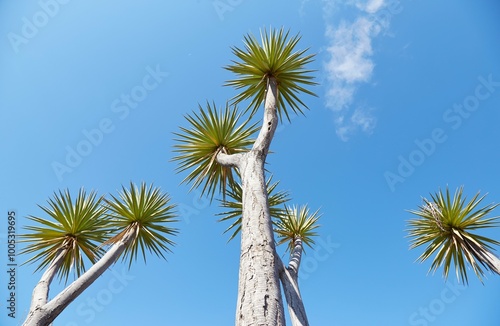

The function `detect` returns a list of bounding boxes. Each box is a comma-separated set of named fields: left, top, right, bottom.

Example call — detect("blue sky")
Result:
left=1, top=0, right=500, bottom=325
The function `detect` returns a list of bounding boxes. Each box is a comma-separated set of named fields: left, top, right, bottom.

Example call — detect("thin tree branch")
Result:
left=216, top=152, right=243, bottom=167
left=27, top=245, right=68, bottom=314
left=288, top=238, right=304, bottom=279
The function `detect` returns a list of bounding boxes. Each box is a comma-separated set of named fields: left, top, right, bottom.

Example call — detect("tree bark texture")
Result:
left=232, top=78, right=286, bottom=326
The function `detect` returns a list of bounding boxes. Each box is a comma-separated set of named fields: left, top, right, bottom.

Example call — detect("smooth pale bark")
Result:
left=278, top=238, right=309, bottom=326
left=218, top=78, right=285, bottom=326
left=217, top=152, right=242, bottom=167
left=23, top=227, right=137, bottom=326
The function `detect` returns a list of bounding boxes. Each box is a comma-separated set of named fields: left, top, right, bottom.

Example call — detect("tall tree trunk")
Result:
left=278, top=238, right=309, bottom=326
left=230, top=77, right=286, bottom=326
left=236, top=153, right=284, bottom=325
left=23, top=227, right=137, bottom=326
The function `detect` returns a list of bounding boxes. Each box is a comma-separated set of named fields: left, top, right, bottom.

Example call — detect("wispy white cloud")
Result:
left=322, top=0, right=389, bottom=141
left=325, top=17, right=375, bottom=89
left=336, top=107, right=377, bottom=141
left=363, top=0, right=385, bottom=13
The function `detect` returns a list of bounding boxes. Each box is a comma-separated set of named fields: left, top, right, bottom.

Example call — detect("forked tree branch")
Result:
left=23, top=227, right=138, bottom=326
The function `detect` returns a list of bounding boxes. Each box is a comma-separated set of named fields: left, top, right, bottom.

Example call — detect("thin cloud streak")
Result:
left=335, top=108, right=377, bottom=141
left=323, top=0, right=388, bottom=141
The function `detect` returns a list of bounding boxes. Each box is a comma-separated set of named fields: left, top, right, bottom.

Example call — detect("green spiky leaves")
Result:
left=275, top=205, right=321, bottom=253
left=172, top=102, right=259, bottom=199
left=20, top=189, right=110, bottom=282
left=225, top=27, right=317, bottom=122
left=105, top=182, right=178, bottom=267
left=21, top=183, right=178, bottom=281
left=407, top=187, right=500, bottom=284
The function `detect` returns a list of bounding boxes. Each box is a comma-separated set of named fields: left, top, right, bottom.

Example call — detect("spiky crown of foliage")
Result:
left=407, top=186, right=500, bottom=284
left=21, top=189, right=109, bottom=282
left=225, top=27, right=317, bottom=122
left=172, top=102, right=259, bottom=200
left=275, top=205, right=321, bottom=253
left=104, top=182, right=178, bottom=267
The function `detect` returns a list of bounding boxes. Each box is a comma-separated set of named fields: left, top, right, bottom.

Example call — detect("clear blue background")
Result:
left=1, top=0, right=500, bottom=325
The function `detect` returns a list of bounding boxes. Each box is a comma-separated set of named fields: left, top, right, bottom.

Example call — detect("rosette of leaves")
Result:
left=172, top=102, right=259, bottom=200
left=274, top=204, right=321, bottom=253
left=20, top=189, right=110, bottom=282
left=104, top=182, right=178, bottom=267
left=225, top=27, right=317, bottom=122
left=407, top=187, right=500, bottom=283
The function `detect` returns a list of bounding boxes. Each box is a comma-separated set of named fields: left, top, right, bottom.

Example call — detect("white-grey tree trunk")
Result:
left=236, top=153, right=284, bottom=325
left=278, top=238, right=309, bottom=326
left=23, top=227, right=137, bottom=326
left=237, top=77, right=284, bottom=326
left=219, top=78, right=285, bottom=326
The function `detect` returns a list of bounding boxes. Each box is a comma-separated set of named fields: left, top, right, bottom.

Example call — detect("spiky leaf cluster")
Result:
left=275, top=205, right=321, bottom=253
left=172, top=102, right=259, bottom=199
left=20, top=189, right=110, bottom=282
left=104, top=182, right=178, bottom=267
left=225, top=27, right=317, bottom=121
left=407, top=187, right=500, bottom=283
